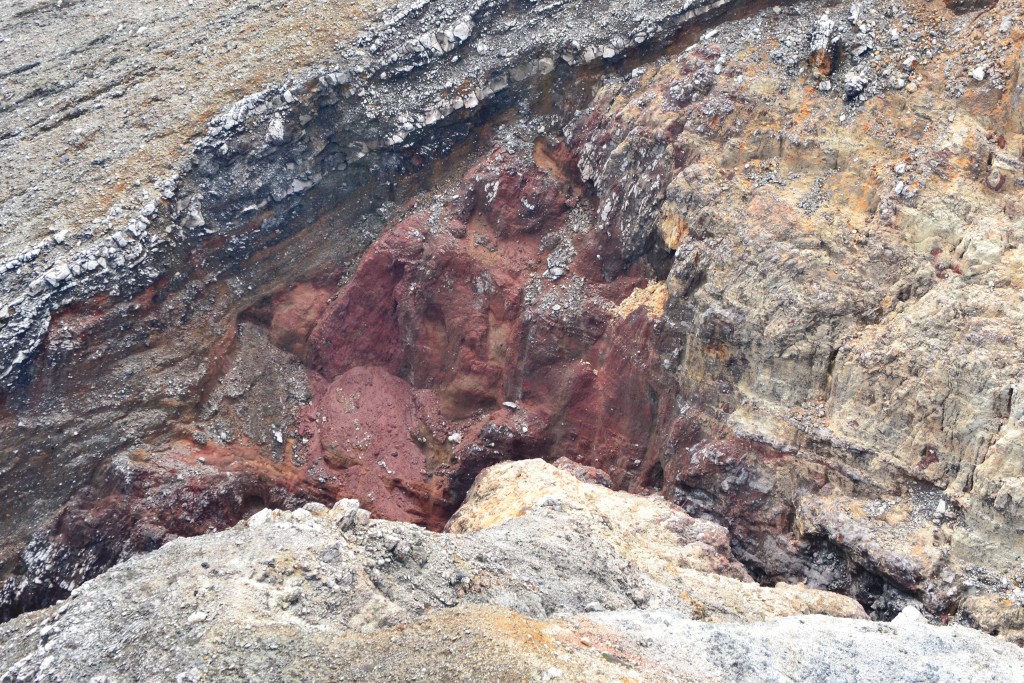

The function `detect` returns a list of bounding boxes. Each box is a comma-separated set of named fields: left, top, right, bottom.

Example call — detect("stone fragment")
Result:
left=844, top=70, right=869, bottom=99
left=303, top=502, right=329, bottom=515
left=267, top=116, right=286, bottom=144
left=808, top=14, right=840, bottom=77
left=43, top=263, right=72, bottom=287
left=248, top=509, right=273, bottom=528
left=183, top=200, right=206, bottom=229
left=452, top=20, right=473, bottom=42
left=986, top=169, right=1004, bottom=190
left=849, top=2, right=862, bottom=23
left=329, top=499, right=362, bottom=530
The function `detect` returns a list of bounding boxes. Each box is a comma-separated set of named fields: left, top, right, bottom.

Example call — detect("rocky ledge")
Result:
left=2, top=459, right=1021, bottom=682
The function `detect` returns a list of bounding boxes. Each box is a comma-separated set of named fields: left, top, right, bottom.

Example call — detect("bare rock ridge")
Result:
left=1, top=0, right=1024, bottom=660
left=3, top=459, right=1022, bottom=682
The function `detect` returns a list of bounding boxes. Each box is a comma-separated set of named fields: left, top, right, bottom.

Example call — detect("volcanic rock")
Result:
left=808, top=13, right=840, bottom=77
left=1, top=0, right=1024, bottom=659
left=3, top=460, right=1021, bottom=682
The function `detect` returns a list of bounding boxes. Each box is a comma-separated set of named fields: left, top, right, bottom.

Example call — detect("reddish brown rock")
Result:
left=293, top=139, right=675, bottom=523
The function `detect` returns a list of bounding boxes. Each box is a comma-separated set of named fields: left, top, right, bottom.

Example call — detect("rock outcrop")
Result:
left=0, top=0, right=745, bottom=620
left=1, top=0, right=1024, bottom=656
left=3, top=460, right=1022, bottom=683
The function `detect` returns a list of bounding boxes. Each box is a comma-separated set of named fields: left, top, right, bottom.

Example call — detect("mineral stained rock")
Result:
left=1, top=0, right=1024, bottom=661
left=808, top=13, right=841, bottom=78
left=4, top=460, right=1022, bottom=683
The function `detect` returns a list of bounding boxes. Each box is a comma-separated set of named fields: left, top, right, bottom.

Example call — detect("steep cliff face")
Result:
left=569, top=6, right=1024, bottom=637
left=1, top=0, right=1023, bottom=648
left=0, top=0, right=744, bottom=620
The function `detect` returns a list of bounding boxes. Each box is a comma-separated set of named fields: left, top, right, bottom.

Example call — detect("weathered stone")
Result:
left=2, top=0, right=1024, bottom=660
left=808, top=13, right=839, bottom=77
left=43, top=264, right=72, bottom=288
left=1, top=461, right=1020, bottom=682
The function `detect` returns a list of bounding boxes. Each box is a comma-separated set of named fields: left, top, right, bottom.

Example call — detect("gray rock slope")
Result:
left=1, top=460, right=1021, bottom=682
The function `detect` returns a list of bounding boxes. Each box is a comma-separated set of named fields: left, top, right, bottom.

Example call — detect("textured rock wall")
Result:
left=0, top=0, right=748, bottom=621
left=559, top=4, right=1024, bottom=638
left=2, top=0, right=1024, bottom=649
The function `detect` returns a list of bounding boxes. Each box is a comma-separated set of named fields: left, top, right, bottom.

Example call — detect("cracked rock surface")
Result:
left=3, top=460, right=1021, bottom=683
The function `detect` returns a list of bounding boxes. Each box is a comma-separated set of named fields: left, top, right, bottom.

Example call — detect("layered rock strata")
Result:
left=1, top=0, right=1023, bottom=649
left=0, top=0, right=746, bottom=619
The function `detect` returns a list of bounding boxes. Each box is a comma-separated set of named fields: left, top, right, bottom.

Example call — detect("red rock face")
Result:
left=64, top=136, right=809, bottom=556
left=1, top=127, right=841, bottom=621
left=301, top=366, right=451, bottom=527
left=289, top=141, right=673, bottom=525
left=5, top=136, right=664, bottom=621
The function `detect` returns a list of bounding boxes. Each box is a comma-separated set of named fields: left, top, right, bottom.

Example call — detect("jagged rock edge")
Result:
left=0, top=0, right=737, bottom=389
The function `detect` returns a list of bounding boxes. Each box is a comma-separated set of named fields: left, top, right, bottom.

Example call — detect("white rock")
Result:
left=331, top=500, right=371, bottom=530
left=452, top=20, right=473, bottom=41
left=891, top=605, right=927, bottom=627
left=43, top=263, right=72, bottom=287
left=332, top=498, right=360, bottom=513
left=183, top=202, right=205, bottom=229
left=248, top=509, right=273, bottom=528
left=267, top=116, right=286, bottom=143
